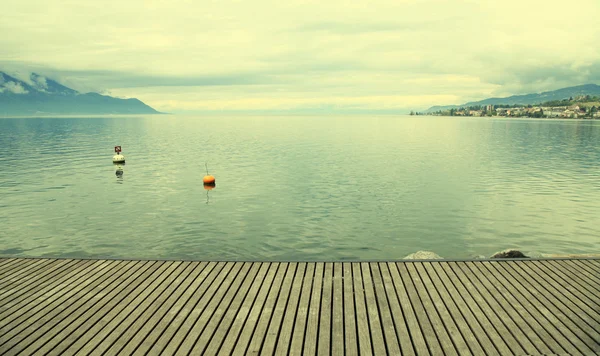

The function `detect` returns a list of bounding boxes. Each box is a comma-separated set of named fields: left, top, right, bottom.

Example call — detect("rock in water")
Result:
left=490, top=249, right=528, bottom=259
left=403, top=251, right=443, bottom=260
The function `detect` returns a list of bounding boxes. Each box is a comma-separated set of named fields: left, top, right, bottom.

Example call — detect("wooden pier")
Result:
left=0, top=258, right=598, bottom=355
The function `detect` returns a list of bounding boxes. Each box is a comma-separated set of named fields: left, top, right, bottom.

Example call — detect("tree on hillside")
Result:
left=531, top=109, right=544, bottom=118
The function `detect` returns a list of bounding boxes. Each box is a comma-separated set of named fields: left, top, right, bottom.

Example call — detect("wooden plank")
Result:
left=585, top=259, right=600, bottom=270
left=0, top=260, right=70, bottom=309
left=0, top=257, right=15, bottom=264
left=0, top=258, right=35, bottom=274
left=218, top=262, right=277, bottom=355
left=417, top=263, right=488, bottom=355
left=522, top=261, right=600, bottom=321
left=0, top=260, right=105, bottom=333
left=116, top=262, right=208, bottom=355
left=0, top=259, right=79, bottom=306
left=88, top=262, right=191, bottom=356
left=394, top=262, right=447, bottom=355
left=289, top=263, right=316, bottom=356
left=441, top=262, right=533, bottom=355
left=1, top=258, right=597, bottom=356
left=562, top=259, right=600, bottom=274
left=565, top=260, right=600, bottom=285
left=571, top=259, right=600, bottom=274
left=562, top=260, right=600, bottom=280
left=360, top=263, right=387, bottom=355
left=0, top=259, right=51, bottom=290
left=18, top=260, right=148, bottom=356
left=159, top=262, right=243, bottom=355
left=343, top=262, right=358, bottom=355
left=303, top=262, right=324, bottom=355
left=546, top=260, right=600, bottom=295
left=331, top=262, right=344, bottom=356
left=43, top=261, right=158, bottom=355
left=232, top=263, right=287, bottom=356
left=254, top=262, right=297, bottom=355
left=0, top=259, right=51, bottom=286
left=272, top=262, right=307, bottom=355
left=466, top=262, right=574, bottom=355
left=0, top=260, right=21, bottom=278
left=143, top=262, right=229, bottom=356
left=493, top=262, right=599, bottom=353
left=317, top=262, right=333, bottom=356
left=410, top=263, right=472, bottom=355
left=427, top=262, right=510, bottom=355
left=254, top=263, right=296, bottom=354
left=531, top=261, right=600, bottom=307
left=386, top=262, right=433, bottom=355
left=369, top=263, right=407, bottom=355
left=0, top=260, right=127, bottom=355
left=352, top=263, right=374, bottom=355
left=59, top=261, right=172, bottom=355
left=0, top=258, right=17, bottom=269
left=400, top=262, right=458, bottom=355
left=191, top=262, right=262, bottom=355
left=129, top=261, right=216, bottom=355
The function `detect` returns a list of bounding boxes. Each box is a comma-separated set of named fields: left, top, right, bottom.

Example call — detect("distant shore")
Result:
left=416, top=95, right=600, bottom=119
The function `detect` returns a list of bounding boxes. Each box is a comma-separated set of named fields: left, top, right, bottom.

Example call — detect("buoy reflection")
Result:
left=114, top=163, right=124, bottom=182
left=204, top=183, right=215, bottom=204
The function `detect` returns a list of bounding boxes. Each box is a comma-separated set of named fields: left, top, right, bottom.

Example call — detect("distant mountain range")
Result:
left=425, top=84, right=600, bottom=113
left=0, top=71, right=160, bottom=116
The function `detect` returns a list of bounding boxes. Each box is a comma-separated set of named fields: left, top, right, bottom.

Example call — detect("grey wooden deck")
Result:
left=0, top=258, right=598, bottom=355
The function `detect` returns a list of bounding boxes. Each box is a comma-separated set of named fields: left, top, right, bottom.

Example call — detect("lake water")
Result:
left=0, top=115, right=599, bottom=261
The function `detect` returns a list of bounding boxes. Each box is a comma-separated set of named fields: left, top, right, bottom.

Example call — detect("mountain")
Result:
left=0, top=71, right=160, bottom=116
left=425, top=84, right=600, bottom=113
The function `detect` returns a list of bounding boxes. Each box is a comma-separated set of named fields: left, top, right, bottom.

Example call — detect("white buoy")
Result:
left=113, top=154, right=125, bottom=163
left=113, top=145, right=125, bottom=163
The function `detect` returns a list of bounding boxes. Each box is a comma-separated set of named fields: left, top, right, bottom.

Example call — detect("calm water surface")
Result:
left=0, top=115, right=598, bottom=260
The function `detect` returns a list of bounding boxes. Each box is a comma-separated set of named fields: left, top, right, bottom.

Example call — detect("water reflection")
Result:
left=204, top=183, right=215, bottom=204
left=114, top=163, right=124, bottom=182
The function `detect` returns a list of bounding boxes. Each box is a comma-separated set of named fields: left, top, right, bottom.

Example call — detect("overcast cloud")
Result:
left=1, top=0, right=599, bottom=112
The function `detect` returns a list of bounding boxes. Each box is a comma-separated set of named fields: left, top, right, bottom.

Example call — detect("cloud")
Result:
left=0, top=81, right=29, bottom=94
left=1, top=0, right=599, bottom=111
left=31, top=74, right=48, bottom=90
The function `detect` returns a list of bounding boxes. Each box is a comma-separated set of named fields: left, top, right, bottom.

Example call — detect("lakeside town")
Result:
left=415, top=95, right=600, bottom=119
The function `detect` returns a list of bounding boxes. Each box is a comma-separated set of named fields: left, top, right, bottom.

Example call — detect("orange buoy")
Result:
left=203, top=163, right=215, bottom=187
left=203, top=175, right=215, bottom=185
left=203, top=183, right=215, bottom=190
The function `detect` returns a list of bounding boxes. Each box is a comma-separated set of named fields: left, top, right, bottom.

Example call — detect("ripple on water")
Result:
left=0, top=116, right=599, bottom=260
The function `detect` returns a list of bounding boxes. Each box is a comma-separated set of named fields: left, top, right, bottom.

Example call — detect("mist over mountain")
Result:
left=0, top=71, right=160, bottom=116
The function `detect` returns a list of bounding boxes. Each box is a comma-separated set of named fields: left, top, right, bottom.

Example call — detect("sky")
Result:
left=1, top=0, right=599, bottom=113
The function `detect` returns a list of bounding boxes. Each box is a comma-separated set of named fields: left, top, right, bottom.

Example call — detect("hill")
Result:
left=425, top=84, right=600, bottom=113
left=0, top=71, right=160, bottom=116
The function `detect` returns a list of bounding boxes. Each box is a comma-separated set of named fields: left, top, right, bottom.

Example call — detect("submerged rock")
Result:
left=403, top=251, right=443, bottom=260
left=490, top=249, right=528, bottom=259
